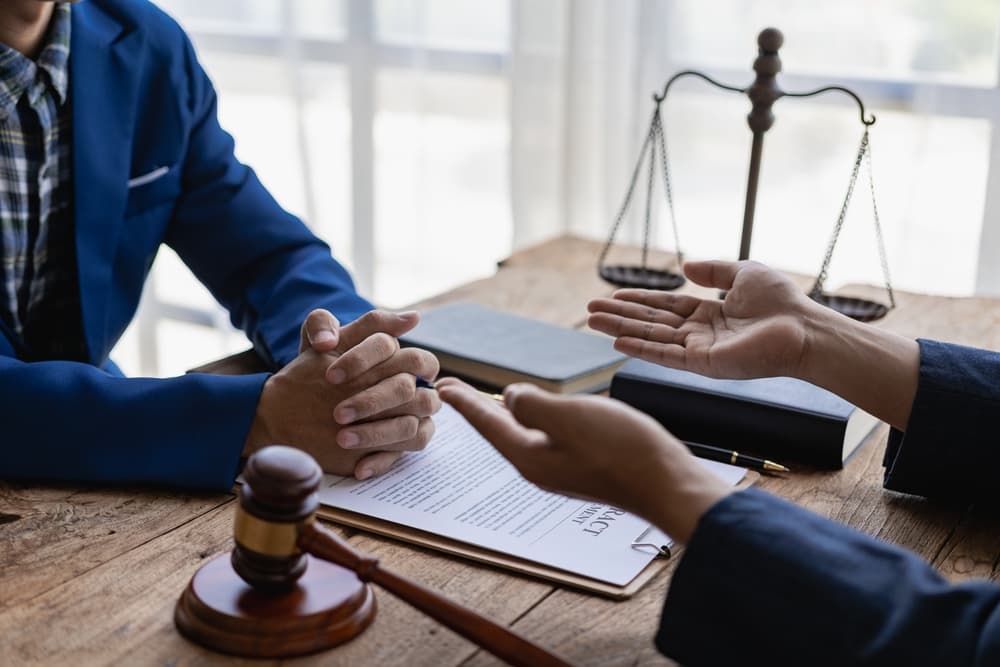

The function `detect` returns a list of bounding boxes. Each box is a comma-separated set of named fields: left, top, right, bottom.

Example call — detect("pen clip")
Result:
left=630, top=525, right=672, bottom=559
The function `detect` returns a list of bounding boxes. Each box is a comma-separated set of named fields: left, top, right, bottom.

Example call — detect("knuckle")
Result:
left=415, top=419, right=435, bottom=448
left=417, top=389, right=441, bottom=416
left=365, top=309, right=392, bottom=330
left=419, top=350, right=440, bottom=377
left=392, top=374, right=416, bottom=403
left=353, top=392, right=382, bottom=417
left=372, top=332, right=399, bottom=357
left=401, top=415, right=420, bottom=440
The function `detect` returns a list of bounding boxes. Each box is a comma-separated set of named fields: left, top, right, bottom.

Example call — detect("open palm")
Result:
left=588, top=260, right=815, bottom=379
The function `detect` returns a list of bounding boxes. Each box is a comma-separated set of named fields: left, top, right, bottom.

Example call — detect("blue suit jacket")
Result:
left=0, top=0, right=372, bottom=489
left=657, top=340, right=1000, bottom=666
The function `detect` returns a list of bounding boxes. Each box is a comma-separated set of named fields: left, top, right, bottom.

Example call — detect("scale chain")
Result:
left=654, top=108, right=684, bottom=268
left=598, top=110, right=657, bottom=268
left=865, top=133, right=896, bottom=308
left=810, top=129, right=868, bottom=297
left=810, top=128, right=894, bottom=308
left=642, top=119, right=656, bottom=269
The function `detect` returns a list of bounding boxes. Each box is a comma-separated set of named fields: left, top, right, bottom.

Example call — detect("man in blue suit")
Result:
left=0, top=0, right=440, bottom=490
left=443, top=258, right=1000, bottom=665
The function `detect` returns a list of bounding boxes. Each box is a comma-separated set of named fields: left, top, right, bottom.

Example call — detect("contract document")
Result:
left=318, top=404, right=746, bottom=587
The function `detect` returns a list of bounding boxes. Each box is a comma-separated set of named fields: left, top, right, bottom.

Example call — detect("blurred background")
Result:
left=116, top=0, right=1000, bottom=376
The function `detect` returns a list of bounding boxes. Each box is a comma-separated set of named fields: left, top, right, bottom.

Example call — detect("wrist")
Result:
left=651, top=456, right=732, bottom=544
left=796, top=302, right=919, bottom=430
left=243, top=375, right=278, bottom=457
left=796, top=299, right=852, bottom=383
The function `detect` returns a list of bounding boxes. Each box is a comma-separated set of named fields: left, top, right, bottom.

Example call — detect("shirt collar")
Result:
left=0, top=3, right=72, bottom=120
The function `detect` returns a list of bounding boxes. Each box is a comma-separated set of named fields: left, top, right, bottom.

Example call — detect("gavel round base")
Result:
left=175, top=553, right=376, bottom=657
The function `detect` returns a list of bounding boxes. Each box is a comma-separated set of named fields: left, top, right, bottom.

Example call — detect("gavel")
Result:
left=175, top=445, right=571, bottom=667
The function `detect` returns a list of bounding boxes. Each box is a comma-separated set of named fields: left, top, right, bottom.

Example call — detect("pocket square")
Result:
left=127, top=165, right=170, bottom=188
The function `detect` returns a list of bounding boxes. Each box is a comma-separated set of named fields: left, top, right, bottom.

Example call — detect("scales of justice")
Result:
left=599, top=27, right=896, bottom=322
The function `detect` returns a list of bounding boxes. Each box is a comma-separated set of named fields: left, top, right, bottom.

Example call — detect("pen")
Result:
left=416, top=377, right=506, bottom=404
left=684, top=441, right=790, bottom=473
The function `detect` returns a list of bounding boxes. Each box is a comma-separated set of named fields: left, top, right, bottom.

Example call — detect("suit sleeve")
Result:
left=656, top=489, right=1000, bottom=666
left=164, top=33, right=373, bottom=369
left=0, top=353, right=267, bottom=490
left=882, top=339, right=1000, bottom=500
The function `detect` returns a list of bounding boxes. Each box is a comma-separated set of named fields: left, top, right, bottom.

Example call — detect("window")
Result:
left=114, top=0, right=512, bottom=376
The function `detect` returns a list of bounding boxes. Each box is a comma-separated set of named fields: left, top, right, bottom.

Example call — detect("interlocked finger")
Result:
left=371, top=387, right=442, bottom=421
left=332, top=346, right=439, bottom=389
left=337, top=310, right=419, bottom=352
left=353, top=450, right=403, bottom=480
left=328, top=332, right=399, bottom=384
left=335, top=372, right=417, bottom=425
left=337, top=414, right=421, bottom=450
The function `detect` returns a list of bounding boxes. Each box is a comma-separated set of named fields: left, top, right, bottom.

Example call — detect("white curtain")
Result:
left=511, top=0, right=669, bottom=249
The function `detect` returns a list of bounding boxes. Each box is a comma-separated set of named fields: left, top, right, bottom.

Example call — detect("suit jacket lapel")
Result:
left=71, top=4, right=142, bottom=364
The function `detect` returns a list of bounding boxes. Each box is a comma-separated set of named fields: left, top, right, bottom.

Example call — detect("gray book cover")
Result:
left=401, top=302, right=626, bottom=383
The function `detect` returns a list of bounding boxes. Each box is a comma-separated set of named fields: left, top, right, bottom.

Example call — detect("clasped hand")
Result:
left=245, top=309, right=441, bottom=480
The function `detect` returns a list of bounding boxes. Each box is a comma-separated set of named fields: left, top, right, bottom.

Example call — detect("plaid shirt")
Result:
left=0, top=3, right=85, bottom=361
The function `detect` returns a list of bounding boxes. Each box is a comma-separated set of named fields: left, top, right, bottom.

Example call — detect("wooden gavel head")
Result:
left=231, top=445, right=322, bottom=593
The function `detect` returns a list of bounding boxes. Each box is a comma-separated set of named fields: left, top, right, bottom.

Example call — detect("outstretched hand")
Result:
left=437, top=378, right=731, bottom=543
left=588, top=260, right=818, bottom=379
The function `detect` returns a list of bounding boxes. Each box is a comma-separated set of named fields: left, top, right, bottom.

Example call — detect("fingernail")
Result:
left=356, top=467, right=372, bottom=480
left=340, top=431, right=360, bottom=448
left=313, top=329, right=336, bottom=345
left=397, top=310, right=418, bottom=320
left=336, top=407, right=357, bottom=424
left=330, top=368, right=346, bottom=384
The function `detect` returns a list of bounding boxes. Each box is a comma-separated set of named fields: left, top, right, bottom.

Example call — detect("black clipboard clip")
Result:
left=630, top=525, right=672, bottom=559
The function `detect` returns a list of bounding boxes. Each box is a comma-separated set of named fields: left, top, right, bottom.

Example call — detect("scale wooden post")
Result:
left=740, top=27, right=784, bottom=261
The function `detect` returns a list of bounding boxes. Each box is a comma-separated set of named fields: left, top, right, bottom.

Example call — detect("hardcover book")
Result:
left=610, top=359, right=881, bottom=469
left=401, top=302, right=628, bottom=393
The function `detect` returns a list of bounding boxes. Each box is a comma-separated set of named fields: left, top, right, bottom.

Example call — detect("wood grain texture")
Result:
left=0, top=481, right=229, bottom=611
left=298, top=524, right=572, bottom=667
left=0, top=504, right=240, bottom=666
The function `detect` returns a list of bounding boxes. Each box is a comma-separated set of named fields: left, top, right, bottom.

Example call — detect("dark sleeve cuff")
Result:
left=656, top=488, right=1000, bottom=666
left=882, top=338, right=1000, bottom=500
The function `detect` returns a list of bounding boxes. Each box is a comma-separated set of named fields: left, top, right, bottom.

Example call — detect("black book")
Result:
left=401, top=303, right=627, bottom=393
left=610, top=359, right=881, bottom=469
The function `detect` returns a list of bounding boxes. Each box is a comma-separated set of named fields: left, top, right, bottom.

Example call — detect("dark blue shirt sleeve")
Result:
left=657, top=489, right=1000, bottom=666
left=883, top=339, right=1000, bottom=500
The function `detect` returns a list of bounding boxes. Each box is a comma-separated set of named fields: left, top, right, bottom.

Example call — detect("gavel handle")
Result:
left=299, top=523, right=572, bottom=667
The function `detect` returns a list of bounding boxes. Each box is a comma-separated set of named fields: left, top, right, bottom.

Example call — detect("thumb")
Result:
left=299, top=308, right=341, bottom=354
left=683, top=260, right=742, bottom=290
left=504, top=383, right=580, bottom=441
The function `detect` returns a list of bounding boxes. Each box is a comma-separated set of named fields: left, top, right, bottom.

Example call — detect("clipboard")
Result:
left=316, top=470, right=759, bottom=600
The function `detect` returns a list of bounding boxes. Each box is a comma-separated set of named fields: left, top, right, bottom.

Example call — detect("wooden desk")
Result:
left=3, top=235, right=1000, bottom=666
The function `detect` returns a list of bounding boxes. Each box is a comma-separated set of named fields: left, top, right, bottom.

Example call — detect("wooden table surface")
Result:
left=3, top=235, right=1000, bottom=666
